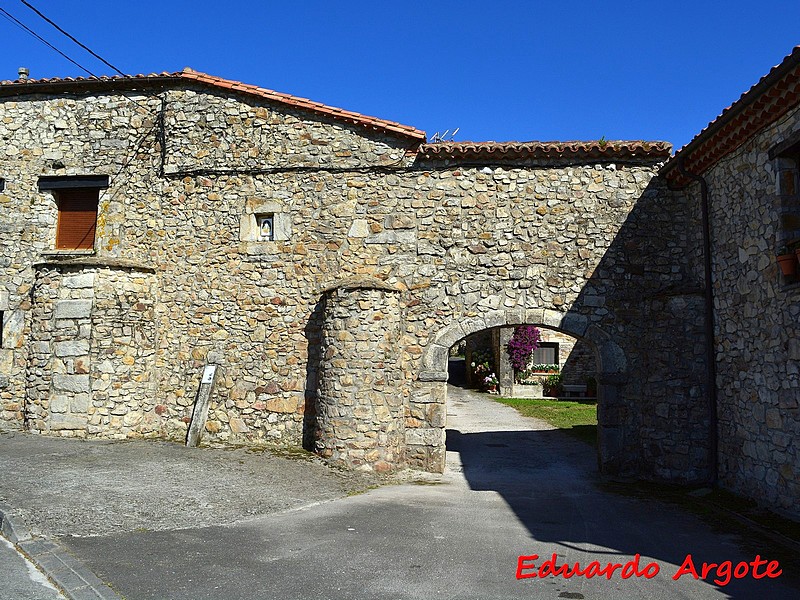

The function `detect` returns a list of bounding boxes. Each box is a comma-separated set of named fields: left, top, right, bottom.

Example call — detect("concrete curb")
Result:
left=0, top=500, right=32, bottom=543
left=0, top=504, right=123, bottom=600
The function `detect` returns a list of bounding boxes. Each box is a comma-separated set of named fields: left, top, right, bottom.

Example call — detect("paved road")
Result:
left=0, top=536, right=66, bottom=600
left=45, top=385, right=796, bottom=599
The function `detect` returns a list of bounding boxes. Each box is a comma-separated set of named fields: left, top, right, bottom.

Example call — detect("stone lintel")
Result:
left=35, top=255, right=156, bottom=273
left=54, top=340, right=90, bottom=357
left=52, top=374, right=90, bottom=393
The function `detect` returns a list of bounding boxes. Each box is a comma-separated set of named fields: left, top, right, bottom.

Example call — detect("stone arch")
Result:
left=416, top=308, right=632, bottom=477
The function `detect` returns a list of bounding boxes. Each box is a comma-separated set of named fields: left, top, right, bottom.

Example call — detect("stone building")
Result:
left=0, top=49, right=796, bottom=518
left=661, top=47, right=800, bottom=517
left=461, top=326, right=595, bottom=396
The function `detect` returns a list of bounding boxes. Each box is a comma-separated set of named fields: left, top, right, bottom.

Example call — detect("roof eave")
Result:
left=418, top=141, right=672, bottom=163
left=0, top=74, right=182, bottom=98
left=662, top=46, right=800, bottom=188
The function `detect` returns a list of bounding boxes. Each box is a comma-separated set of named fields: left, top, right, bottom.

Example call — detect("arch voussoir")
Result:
left=421, top=343, right=450, bottom=372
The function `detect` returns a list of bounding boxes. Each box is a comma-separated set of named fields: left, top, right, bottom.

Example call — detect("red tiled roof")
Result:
left=418, top=140, right=672, bottom=161
left=662, top=46, right=800, bottom=187
left=0, top=68, right=427, bottom=143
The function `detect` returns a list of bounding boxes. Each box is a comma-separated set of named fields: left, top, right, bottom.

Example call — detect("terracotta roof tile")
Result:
left=663, top=46, right=800, bottom=186
left=0, top=68, right=427, bottom=143
left=418, top=140, right=672, bottom=162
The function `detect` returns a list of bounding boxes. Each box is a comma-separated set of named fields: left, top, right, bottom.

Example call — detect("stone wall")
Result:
left=0, top=82, right=710, bottom=483
left=558, top=335, right=595, bottom=387
left=0, top=92, right=163, bottom=433
left=689, top=103, right=800, bottom=517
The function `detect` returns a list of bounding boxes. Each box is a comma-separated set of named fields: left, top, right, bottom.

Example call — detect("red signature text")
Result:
left=672, top=554, right=782, bottom=587
left=516, top=553, right=783, bottom=587
left=516, top=553, right=659, bottom=580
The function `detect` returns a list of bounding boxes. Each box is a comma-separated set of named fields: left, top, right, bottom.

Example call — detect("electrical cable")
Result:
left=0, top=7, right=95, bottom=76
left=19, top=0, right=126, bottom=76
left=3, top=1, right=160, bottom=126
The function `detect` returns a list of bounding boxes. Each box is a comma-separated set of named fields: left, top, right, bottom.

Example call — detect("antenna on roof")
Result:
left=429, top=128, right=460, bottom=143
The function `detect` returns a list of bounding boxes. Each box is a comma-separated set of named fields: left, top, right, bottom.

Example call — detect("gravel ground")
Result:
left=0, top=430, right=384, bottom=538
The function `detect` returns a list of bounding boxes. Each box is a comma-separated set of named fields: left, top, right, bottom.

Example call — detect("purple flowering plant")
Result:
left=506, top=325, right=541, bottom=372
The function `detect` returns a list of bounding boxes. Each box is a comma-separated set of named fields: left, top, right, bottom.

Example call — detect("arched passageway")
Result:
left=414, top=308, right=631, bottom=477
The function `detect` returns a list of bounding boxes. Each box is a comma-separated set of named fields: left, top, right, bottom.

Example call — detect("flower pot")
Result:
left=778, top=253, right=797, bottom=276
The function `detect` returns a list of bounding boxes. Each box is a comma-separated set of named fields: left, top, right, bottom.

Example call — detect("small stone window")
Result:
left=769, top=135, right=800, bottom=284
left=770, top=136, right=800, bottom=237
left=239, top=200, right=291, bottom=243
left=39, top=176, right=109, bottom=251
left=776, top=155, right=800, bottom=241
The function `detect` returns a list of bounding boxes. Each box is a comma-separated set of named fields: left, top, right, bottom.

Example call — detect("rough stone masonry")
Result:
left=0, top=72, right=709, bottom=486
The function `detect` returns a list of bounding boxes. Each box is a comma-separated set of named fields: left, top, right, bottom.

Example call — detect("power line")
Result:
left=19, top=0, right=126, bottom=77
left=4, top=1, right=157, bottom=118
left=0, top=7, right=95, bottom=76
left=1, top=1, right=165, bottom=189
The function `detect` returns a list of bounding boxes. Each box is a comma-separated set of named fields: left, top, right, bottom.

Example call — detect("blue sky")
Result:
left=0, top=1, right=798, bottom=151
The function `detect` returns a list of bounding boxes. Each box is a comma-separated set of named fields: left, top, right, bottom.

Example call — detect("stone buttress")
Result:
left=314, top=278, right=405, bottom=472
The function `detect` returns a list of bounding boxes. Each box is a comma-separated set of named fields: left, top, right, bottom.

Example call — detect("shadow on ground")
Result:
left=444, top=372, right=799, bottom=599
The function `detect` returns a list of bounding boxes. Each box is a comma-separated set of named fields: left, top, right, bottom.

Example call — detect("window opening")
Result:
left=770, top=137, right=800, bottom=284
left=54, top=188, right=99, bottom=250
left=38, top=176, right=108, bottom=252
left=532, top=342, right=559, bottom=366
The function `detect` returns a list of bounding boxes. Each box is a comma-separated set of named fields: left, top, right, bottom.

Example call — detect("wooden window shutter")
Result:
left=55, top=189, right=99, bottom=250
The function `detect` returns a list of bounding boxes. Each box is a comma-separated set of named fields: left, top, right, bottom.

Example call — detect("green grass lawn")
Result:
left=495, top=397, right=598, bottom=446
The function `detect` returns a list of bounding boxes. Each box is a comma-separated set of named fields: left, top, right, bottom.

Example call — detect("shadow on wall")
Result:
left=561, top=336, right=596, bottom=388
left=570, top=173, right=709, bottom=483
left=302, top=299, right=323, bottom=451
left=447, top=423, right=796, bottom=599
left=303, top=170, right=712, bottom=483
